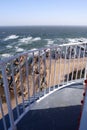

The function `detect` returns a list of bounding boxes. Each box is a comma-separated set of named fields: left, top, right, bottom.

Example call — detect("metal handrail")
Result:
left=0, top=42, right=87, bottom=65
left=0, top=43, right=87, bottom=130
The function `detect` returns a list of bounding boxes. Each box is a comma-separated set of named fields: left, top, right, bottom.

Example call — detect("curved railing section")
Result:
left=0, top=42, right=87, bottom=130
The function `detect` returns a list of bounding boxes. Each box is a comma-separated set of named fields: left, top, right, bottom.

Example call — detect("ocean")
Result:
left=0, top=26, right=87, bottom=60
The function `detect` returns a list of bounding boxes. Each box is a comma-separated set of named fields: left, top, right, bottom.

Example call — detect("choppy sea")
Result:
left=0, top=26, right=87, bottom=60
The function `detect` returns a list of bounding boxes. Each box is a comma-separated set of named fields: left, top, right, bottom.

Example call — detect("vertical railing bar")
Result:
left=84, top=44, right=87, bottom=79
left=53, top=48, right=57, bottom=90
left=18, top=57, right=25, bottom=112
left=32, top=52, right=35, bottom=101
left=59, top=46, right=63, bottom=85
left=11, top=61, right=20, bottom=117
left=76, top=46, right=81, bottom=80
left=1, top=65, right=16, bottom=130
left=67, top=46, right=69, bottom=83
left=43, top=50, right=46, bottom=95
left=63, top=46, right=67, bottom=85
left=48, top=49, right=51, bottom=92
left=58, top=47, right=61, bottom=87
left=67, top=46, right=71, bottom=83
left=58, top=54, right=60, bottom=87
left=71, top=45, right=77, bottom=81
left=84, top=61, right=87, bottom=79
left=38, top=50, right=41, bottom=99
left=80, top=43, right=86, bottom=79
left=0, top=95, right=7, bottom=130
left=69, top=46, right=72, bottom=81
left=25, top=54, right=30, bottom=106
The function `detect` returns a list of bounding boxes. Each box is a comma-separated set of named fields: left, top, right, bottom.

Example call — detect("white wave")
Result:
left=45, top=39, right=54, bottom=45
left=78, top=38, right=87, bottom=43
left=19, top=37, right=41, bottom=44
left=6, top=45, right=12, bottom=49
left=19, top=37, right=32, bottom=44
left=4, top=35, right=19, bottom=41
left=30, top=48, right=37, bottom=51
left=32, top=37, right=41, bottom=41
left=15, top=47, right=25, bottom=52
left=2, top=53, right=11, bottom=58
left=47, top=40, right=54, bottom=45
left=60, top=37, right=87, bottom=46
left=67, top=38, right=87, bottom=44
left=68, top=38, right=77, bottom=43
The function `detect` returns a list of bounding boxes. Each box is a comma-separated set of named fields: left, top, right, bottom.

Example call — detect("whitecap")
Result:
left=78, top=38, right=87, bottom=43
left=30, top=48, right=37, bottom=51
left=15, top=47, right=25, bottom=52
left=19, top=37, right=32, bottom=44
left=2, top=53, right=11, bottom=58
left=32, top=37, right=41, bottom=41
left=47, top=40, right=54, bottom=45
left=19, top=37, right=41, bottom=44
left=67, top=38, right=77, bottom=43
left=4, top=35, right=19, bottom=41
left=45, top=39, right=54, bottom=45
left=6, top=45, right=12, bottom=49
left=67, top=38, right=87, bottom=45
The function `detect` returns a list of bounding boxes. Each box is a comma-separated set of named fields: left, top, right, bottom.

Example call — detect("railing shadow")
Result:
left=17, top=105, right=81, bottom=130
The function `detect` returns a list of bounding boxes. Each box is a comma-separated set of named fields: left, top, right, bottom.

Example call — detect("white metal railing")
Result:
left=0, top=43, right=87, bottom=130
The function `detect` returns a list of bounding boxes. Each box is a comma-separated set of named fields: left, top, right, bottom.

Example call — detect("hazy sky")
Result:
left=0, top=0, right=87, bottom=26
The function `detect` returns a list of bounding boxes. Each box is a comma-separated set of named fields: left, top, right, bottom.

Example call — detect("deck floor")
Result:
left=17, top=83, right=83, bottom=130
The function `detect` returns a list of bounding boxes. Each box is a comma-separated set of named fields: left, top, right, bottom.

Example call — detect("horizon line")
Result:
left=0, top=25, right=87, bottom=27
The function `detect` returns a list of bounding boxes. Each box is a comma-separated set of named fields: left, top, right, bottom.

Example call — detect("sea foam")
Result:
left=4, top=35, right=19, bottom=41
left=19, top=37, right=32, bottom=43
left=19, top=37, right=41, bottom=44
left=15, top=47, right=25, bottom=52
left=6, top=45, right=12, bottom=49
left=47, top=40, right=54, bottom=45
left=67, top=38, right=87, bottom=44
left=32, top=37, right=41, bottom=41
left=2, top=53, right=11, bottom=58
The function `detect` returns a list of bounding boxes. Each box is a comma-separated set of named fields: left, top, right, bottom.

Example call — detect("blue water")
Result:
left=0, top=26, right=87, bottom=59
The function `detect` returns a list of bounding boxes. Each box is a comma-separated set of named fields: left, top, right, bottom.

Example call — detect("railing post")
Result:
left=1, top=64, right=17, bottom=130
left=84, top=63, right=87, bottom=79
left=0, top=95, right=7, bottom=130
left=48, top=49, right=52, bottom=92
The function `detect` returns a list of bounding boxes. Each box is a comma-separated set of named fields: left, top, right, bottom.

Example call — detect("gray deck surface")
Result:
left=17, top=83, right=83, bottom=130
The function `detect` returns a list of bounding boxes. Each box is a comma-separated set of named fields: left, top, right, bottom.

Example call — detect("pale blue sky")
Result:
left=0, top=0, right=87, bottom=26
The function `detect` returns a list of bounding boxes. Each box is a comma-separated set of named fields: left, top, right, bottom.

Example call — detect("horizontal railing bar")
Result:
left=59, top=42, right=87, bottom=46
left=0, top=42, right=87, bottom=66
